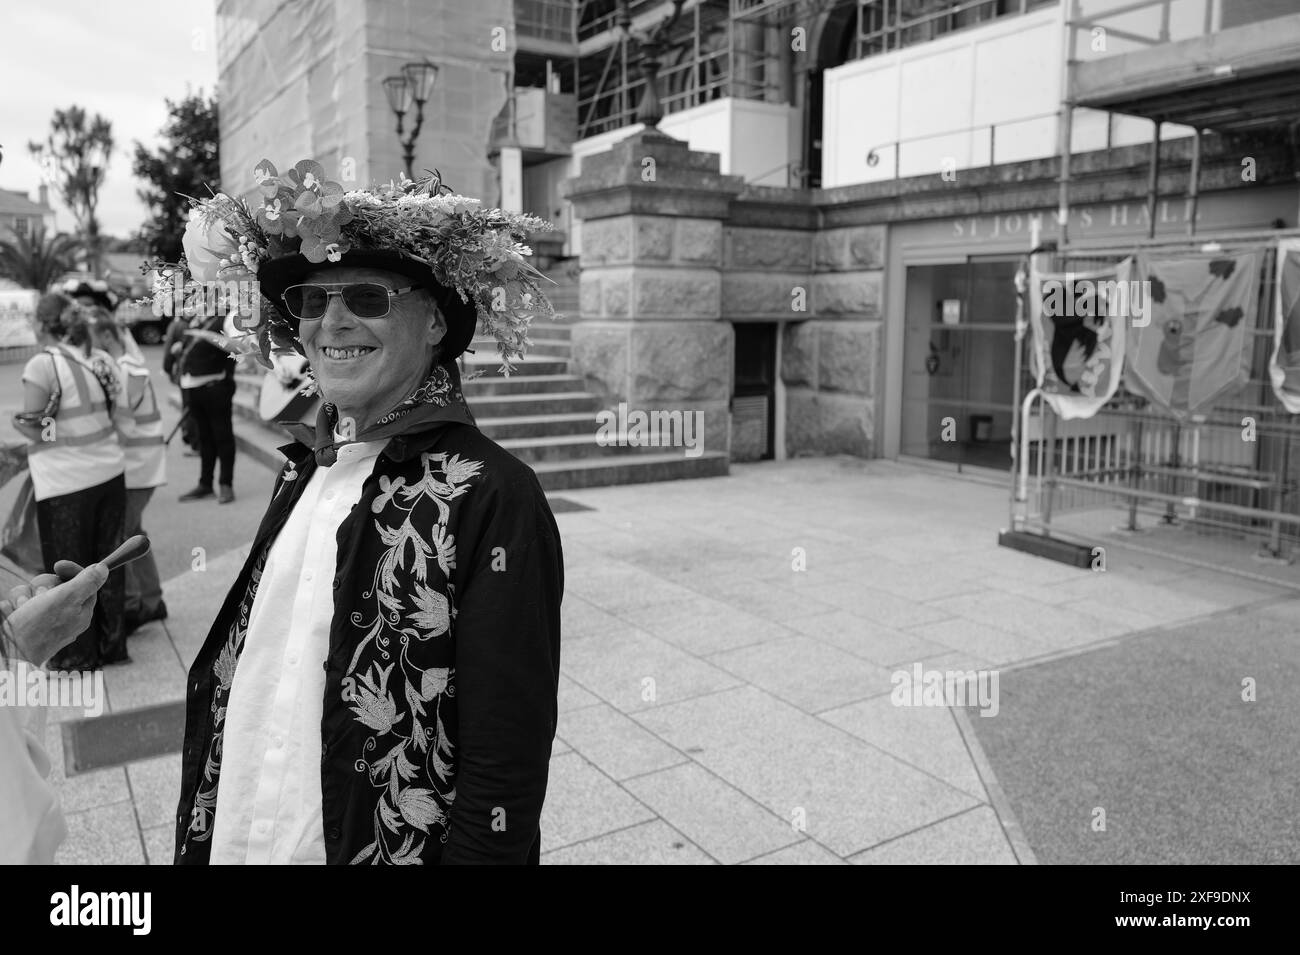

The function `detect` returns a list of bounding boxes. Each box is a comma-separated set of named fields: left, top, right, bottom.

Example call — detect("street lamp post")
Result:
left=382, top=59, right=439, bottom=179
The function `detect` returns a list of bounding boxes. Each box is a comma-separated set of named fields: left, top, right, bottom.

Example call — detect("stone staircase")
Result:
left=190, top=267, right=729, bottom=490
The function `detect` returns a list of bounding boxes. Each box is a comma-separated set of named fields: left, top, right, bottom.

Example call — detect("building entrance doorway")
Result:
left=900, top=255, right=1024, bottom=471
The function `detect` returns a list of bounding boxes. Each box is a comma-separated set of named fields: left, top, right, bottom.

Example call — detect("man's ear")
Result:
left=427, top=302, right=447, bottom=347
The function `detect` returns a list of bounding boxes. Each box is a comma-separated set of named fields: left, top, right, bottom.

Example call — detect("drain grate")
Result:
left=548, top=497, right=594, bottom=514
left=62, top=700, right=187, bottom=775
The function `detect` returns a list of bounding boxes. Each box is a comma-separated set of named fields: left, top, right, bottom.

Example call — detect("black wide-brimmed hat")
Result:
left=57, top=278, right=119, bottom=312
left=257, top=249, right=480, bottom=362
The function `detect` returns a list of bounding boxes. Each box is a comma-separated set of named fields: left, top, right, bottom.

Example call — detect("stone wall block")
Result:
left=781, top=321, right=818, bottom=388
left=675, top=219, right=723, bottom=265
left=634, top=270, right=720, bottom=319
left=571, top=323, right=630, bottom=403
left=580, top=218, right=633, bottom=266
left=635, top=218, right=674, bottom=261
left=722, top=272, right=810, bottom=319
left=812, top=271, right=882, bottom=318
left=726, top=228, right=812, bottom=270
left=628, top=321, right=733, bottom=403
left=817, top=321, right=879, bottom=396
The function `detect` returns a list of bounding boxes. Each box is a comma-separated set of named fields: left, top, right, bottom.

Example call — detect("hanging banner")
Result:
left=1028, top=259, right=1133, bottom=420
left=1124, top=251, right=1260, bottom=419
left=1271, top=239, right=1300, bottom=413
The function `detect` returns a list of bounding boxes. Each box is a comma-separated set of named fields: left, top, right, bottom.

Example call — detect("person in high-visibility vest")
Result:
left=92, top=316, right=167, bottom=634
left=14, top=294, right=129, bottom=670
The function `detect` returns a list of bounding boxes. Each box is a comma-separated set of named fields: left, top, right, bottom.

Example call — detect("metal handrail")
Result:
left=864, top=109, right=1061, bottom=178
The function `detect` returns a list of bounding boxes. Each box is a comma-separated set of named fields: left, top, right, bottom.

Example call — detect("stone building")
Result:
left=214, top=0, right=1300, bottom=490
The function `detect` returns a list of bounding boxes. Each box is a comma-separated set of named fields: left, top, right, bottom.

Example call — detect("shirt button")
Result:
left=324, top=490, right=335, bottom=502
left=288, top=655, right=298, bottom=666
left=327, top=826, right=341, bottom=841
left=304, top=571, right=313, bottom=582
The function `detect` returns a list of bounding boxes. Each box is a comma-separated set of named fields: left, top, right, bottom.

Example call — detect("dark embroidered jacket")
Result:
left=173, top=414, right=563, bottom=865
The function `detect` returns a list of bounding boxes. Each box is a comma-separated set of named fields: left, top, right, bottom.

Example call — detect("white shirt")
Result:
left=210, top=435, right=386, bottom=864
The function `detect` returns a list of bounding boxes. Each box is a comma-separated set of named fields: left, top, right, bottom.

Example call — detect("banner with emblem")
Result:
left=1271, top=239, right=1300, bottom=413
left=1028, top=259, right=1132, bottom=420
left=1124, top=251, right=1260, bottom=419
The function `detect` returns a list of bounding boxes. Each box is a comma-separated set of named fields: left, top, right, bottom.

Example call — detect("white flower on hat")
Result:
left=182, top=207, right=245, bottom=284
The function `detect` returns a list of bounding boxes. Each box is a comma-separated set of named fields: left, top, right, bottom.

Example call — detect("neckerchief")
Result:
left=280, top=360, right=475, bottom=466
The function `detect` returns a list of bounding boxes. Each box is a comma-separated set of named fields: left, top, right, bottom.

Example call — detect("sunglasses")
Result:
left=281, top=282, right=419, bottom=321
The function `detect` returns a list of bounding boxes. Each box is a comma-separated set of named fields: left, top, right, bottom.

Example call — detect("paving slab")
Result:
left=541, top=820, right=716, bottom=865
left=557, top=703, right=687, bottom=780
left=556, top=674, right=602, bottom=713
left=560, top=627, right=744, bottom=713
left=126, top=754, right=183, bottom=830
left=539, top=752, right=657, bottom=852
left=56, top=802, right=144, bottom=865
left=791, top=610, right=952, bottom=668
left=903, top=617, right=1057, bottom=667
left=743, top=839, right=848, bottom=864
left=632, top=686, right=980, bottom=857
left=142, top=824, right=175, bottom=865
left=622, top=761, right=803, bottom=864
left=706, top=634, right=895, bottom=714
left=819, top=695, right=988, bottom=801
left=618, top=598, right=795, bottom=656
left=849, top=806, right=1017, bottom=865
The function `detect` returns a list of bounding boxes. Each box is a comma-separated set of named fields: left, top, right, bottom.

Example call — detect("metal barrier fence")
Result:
left=1012, top=235, right=1300, bottom=561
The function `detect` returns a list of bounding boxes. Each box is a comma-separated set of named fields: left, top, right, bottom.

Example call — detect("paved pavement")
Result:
left=21, top=425, right=1297, bottom=863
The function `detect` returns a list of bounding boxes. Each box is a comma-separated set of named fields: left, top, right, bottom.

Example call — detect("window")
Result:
left=12, top=216, right=28, bottom=238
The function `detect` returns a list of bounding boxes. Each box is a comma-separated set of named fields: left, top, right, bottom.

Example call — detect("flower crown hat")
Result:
left=168, top=157, right=556, bottom=375
left=57, top=278, right=119, bottom=312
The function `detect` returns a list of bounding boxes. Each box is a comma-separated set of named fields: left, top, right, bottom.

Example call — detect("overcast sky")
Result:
left=0, top=0, right=219, bottom=238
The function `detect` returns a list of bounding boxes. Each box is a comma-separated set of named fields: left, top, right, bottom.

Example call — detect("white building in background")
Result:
left=0, top=184, right=56, bottom=243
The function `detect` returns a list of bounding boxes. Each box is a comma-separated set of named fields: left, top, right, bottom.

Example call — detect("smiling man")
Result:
left=172, top=160, right=563, bottom=865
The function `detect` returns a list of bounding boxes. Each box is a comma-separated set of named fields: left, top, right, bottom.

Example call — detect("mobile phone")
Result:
left=55, top=535, right=151, bottom=580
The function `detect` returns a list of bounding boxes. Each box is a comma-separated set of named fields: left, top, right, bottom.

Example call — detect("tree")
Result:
left=132, top=92, right=219, bottom=263
left=0, top=223, right=83, bottom=291
left=28, top=106, right=114, bottom=274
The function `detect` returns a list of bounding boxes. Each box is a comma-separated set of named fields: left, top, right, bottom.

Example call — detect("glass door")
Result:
left=900, top=255, right=1024, bottom=472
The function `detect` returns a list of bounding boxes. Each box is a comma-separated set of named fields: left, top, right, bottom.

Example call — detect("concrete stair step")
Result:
left=462, top=353, right=568, bottom=376
left=461, top=374, right=585, bottom=396
left=466, top=391, right=603, bottom=418
left=475, top=412, right=597, bottom=440
left=531, top=451, right=729, bottom=491
left=497, top=432, right=701, bottom=464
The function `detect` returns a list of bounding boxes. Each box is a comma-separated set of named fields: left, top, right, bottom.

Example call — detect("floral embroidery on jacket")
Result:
left=184, top=547, right=270, bottom=848
left=343, top=449, right=484, bottom=865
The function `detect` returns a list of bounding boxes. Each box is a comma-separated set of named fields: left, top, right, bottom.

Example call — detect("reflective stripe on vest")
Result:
left=26, top=348, right=117, bottom=455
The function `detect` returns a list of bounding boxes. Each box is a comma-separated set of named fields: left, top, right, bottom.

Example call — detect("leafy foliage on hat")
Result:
left=147, top=157, right=557, bottom=374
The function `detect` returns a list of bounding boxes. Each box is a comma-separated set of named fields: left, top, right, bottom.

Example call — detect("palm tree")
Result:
left=0, top=223, right=83, bottom=291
